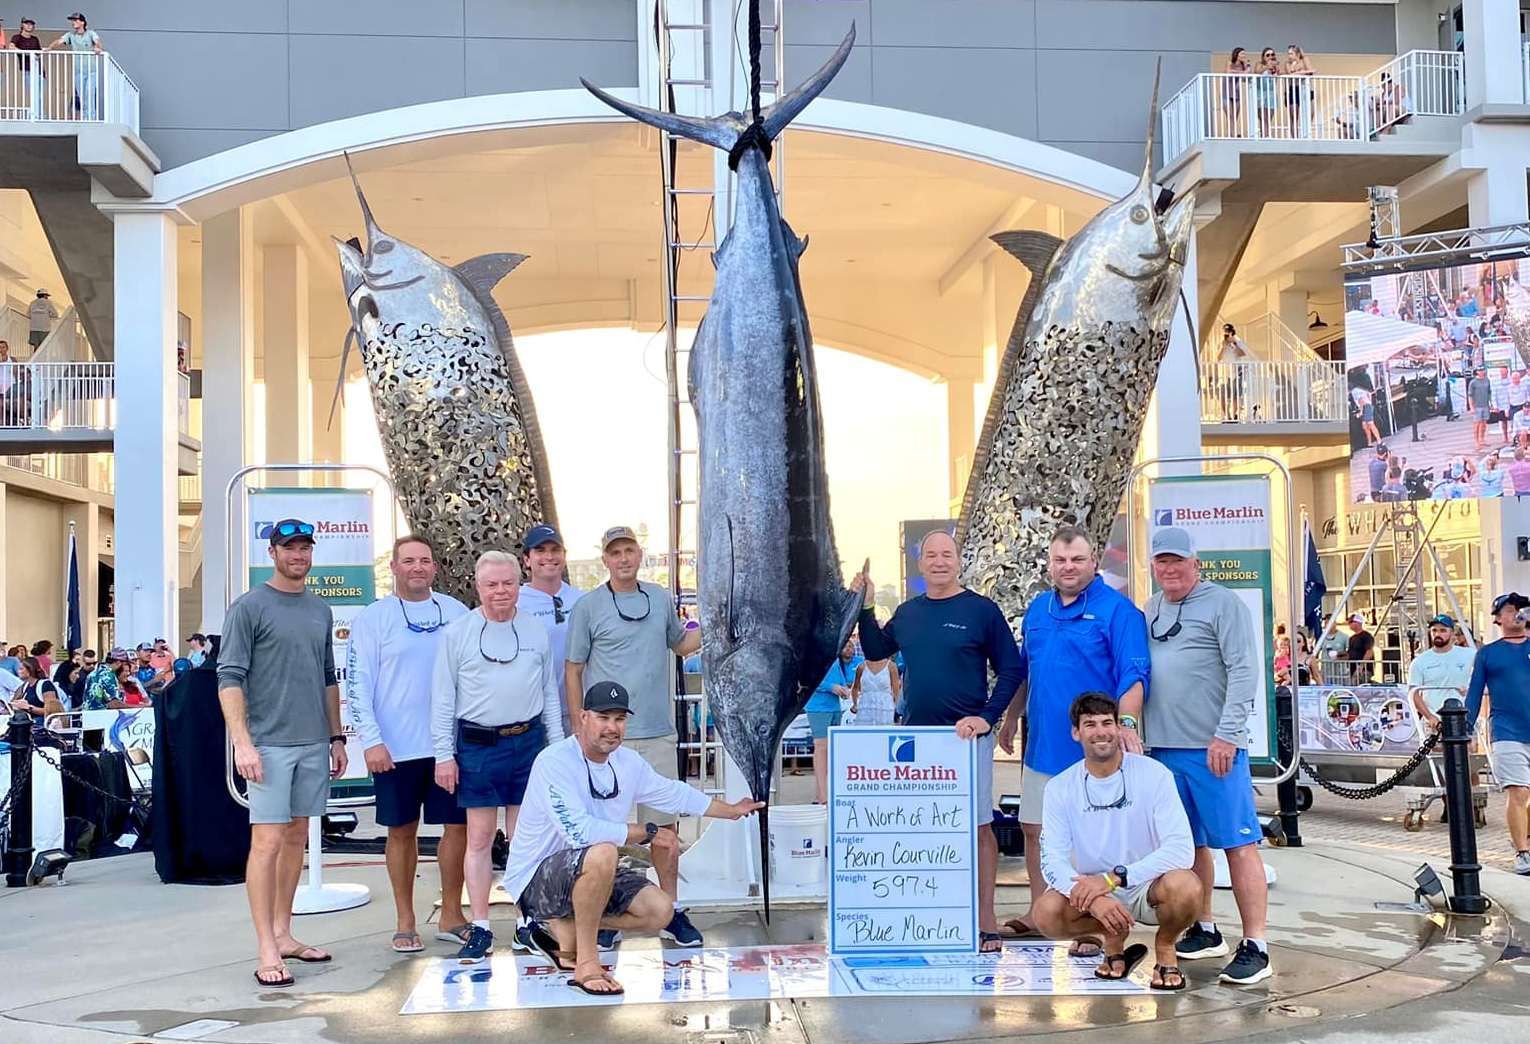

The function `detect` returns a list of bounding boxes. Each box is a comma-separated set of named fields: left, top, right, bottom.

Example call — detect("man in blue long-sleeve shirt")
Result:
left=853, top=530, right=1023, bottom=952
left=1466, top=591, right=1530, bottom=875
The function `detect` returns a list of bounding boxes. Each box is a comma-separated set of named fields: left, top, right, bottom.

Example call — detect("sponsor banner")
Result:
left=1148, top=476, right=1276, bottom=762
left=828, top=726, right=977, bottom=956
left=1298, top=684, right=1424, bottom=756
left=247, top=488, right=375, bottom=781
left=81, top=707, right=154, bottom=785
left=399, top=941, right=1148, bottom=1013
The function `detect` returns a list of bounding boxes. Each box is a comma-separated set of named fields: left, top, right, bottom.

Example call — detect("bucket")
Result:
left=768, top=803, right=828, bottom=888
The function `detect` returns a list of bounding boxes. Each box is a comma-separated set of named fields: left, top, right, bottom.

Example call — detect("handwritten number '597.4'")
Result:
left=871, top=874, right=939, bottom=899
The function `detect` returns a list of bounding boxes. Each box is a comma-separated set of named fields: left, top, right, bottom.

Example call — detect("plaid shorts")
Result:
left=518, top=846, right=651, bottom=922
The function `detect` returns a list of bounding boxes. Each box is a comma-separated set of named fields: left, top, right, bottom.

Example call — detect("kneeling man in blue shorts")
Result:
left=1142, top=527, right=1271, bottom=985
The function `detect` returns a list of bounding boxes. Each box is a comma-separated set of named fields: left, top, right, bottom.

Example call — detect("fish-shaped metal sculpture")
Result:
left=957, top=69, right=1194, bottom=625
left=334, top=161, right=557, bottom=604
left=583, top=29, right=862, bottom=919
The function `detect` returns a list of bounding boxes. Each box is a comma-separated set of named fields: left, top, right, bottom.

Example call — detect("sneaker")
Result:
left=1219, top=940, right=1272, bottom=985
left=455, top=925, right=494, bottom=964
left=511, top=919, right=535, bottom=952
left=1515, top=851, right=1530, bottom=876
left=1175, top=923, right=1229, bottom=960
left=661, top=909, right=703, bottom=947
left=597, top=929, right=623, bottom=951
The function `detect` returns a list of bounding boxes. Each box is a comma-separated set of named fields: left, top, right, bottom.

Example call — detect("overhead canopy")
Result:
left=1344, top=310, right=1437, bottom=368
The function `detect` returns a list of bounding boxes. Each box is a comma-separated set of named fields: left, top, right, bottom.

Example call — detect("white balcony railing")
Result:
left=1201, top=359, right=1349, bottom=427
left=0, top=50, right=141, bottom=132
left=0, top=362, right=192, bottom=438
left=1162, top=50, right=1465, bottom=163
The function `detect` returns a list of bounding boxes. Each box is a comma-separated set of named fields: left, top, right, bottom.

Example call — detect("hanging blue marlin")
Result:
left=334, top=159, right=558, bottom=604
left=583, top=28, right=862, bottom=920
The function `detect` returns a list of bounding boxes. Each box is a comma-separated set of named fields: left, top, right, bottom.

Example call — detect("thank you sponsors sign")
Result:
left=1148, top=476, right=1276, bottom=762
left=828, top=726, right=977, bottom=956
left=247, top=487, right=375, bottom=781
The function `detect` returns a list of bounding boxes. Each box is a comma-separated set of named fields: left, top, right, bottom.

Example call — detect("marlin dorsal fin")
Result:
left=990, top=231, right=1064, bottom=279
left=454, top=253, right=529, bottom=296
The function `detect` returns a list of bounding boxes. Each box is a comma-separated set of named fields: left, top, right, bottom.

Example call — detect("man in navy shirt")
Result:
left=853, top=530, right=1023, bottom=952
left=997, top=524, right=1149, bottom=945
left=1466, top=591, right=1530, bottom=875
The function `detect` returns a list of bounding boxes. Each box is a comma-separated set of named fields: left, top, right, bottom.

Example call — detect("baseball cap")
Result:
left=35, top=288, right=48, bottom=297
left=188, top=632, right=207, bottom=643
left=1347, top=612, right=1365, bottom=624
left=523, top=524, right=563, bottom=550
left=1427, top=614, right=1456, bottom=628
left=68, top=13, right=86, bottom=21
left=1491, top=592, right=1530, bottom=615
left=268, top=518, right=316, bottom=546
left=1150, top=526, right=1195, bottom=559
left=106, top=647, right=129, bottom=662
left=135, top=641, right=152, bottom=652
left=601, top=525, right=639, bottom=551
left=584, top=681, right=632, bottom=714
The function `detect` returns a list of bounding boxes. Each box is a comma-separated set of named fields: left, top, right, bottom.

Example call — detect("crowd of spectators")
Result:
left=2, top=632, right=210, bottom=720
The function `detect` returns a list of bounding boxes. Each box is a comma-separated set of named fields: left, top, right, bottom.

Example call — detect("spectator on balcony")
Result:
left=8, top=20, right=44, bottom=119
left=1217, top=324, right=1251, bottom=421
left=1222, top=47, right=1250, bottom=136
left=1369, top=72, right=1405, bottom=135
left=0, top=340, right=24, bottom=426
left=1254, top=48, right=1281, bottom=137
left=28, top=289, right=57, bottom=350
left=48, top=13, right=103, bottom=121
left=1283, top=46, right=1314, bottom=134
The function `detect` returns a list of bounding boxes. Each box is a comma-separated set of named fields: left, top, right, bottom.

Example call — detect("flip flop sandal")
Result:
left=1095, top=942, right=1149, bottom=981
left=979, top=931, right=1005, bottom=954
left=1151, top=964, right=1187, bottom=992
left=568, top=974, right=624, bottom=997
left=391, top=932, right=425, bottom=954
left=435, top=924, right=471, bottom=944
left=253, top=964, right=295, bottom=989
left=1069, top=935, right=1104, bottom=958
left=1000, top=918, right=1045, bottom=940
left=279, top=945, right=332, bottom=964
left=526, top=922, right=577, bottom=972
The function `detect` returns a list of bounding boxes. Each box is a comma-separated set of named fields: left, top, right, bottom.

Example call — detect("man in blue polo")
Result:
left=1466, top=591, right=1530, bottom=876
left=997, top=523, right=1149, bottom=947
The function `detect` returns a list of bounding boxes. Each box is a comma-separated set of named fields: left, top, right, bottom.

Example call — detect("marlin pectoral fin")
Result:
left=724, top=515, right=742, bottom=645
left=990, top=231, right=1064, bottom=279
left=454, top=253, right=529, bottom=296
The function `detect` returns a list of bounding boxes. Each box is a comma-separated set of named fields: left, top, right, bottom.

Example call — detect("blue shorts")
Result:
left=455, top=720, right=544, bottom=809
left=373, top=756, right=466, bottom=827
left=1152, top=747, right=1262, bottom=850
left=807, top=710, right=841, bottom=739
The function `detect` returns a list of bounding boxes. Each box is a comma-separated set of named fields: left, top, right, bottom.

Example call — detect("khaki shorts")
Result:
left=1019, top=765, right=1053, bottom=825
left=626, top=734, right=679, bottom=825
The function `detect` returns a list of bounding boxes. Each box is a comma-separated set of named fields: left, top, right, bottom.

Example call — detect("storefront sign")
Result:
left=828, top=726, right=977, bottom=956
left=1148, top=476, right=1276, bottom=762
left=1298, top=684, right=1423, bottom=756
left=247, top=488, right=375, bottom=781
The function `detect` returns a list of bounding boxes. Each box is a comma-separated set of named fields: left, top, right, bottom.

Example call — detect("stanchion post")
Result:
left=4, top=710, right=35, bottom=887
left=1274, top=685, right=1303, bottom=847
left=1439, top=698, right=1487, bottom=914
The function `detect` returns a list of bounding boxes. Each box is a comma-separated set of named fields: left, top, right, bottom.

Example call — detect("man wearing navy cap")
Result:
left=1466, top=592, right=1530, bottom=875
left=518, top=523, right=584, bottom=733
left=1408, top=613, right=1476, bottom=729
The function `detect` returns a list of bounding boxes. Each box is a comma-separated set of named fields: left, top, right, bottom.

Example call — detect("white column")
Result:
left=200, top=208, right=254, bottom=630
left=946, top=378, right=976, bottom=510
left=113, top=210, right=180, bottom=647
left=309, top=356, right=344, bottom=469
left=0, top=481, right=8, bottom=641
left=1464, top=124, right=1530, bottom=226
left=261, top=244, right=312, bottom=467
left=1143, top=232, right=1203, bottom=466
left=1462, top=0, right=1522, bottom=109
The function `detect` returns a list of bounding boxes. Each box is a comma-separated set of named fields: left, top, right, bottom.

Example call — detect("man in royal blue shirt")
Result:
left=1466, top=591, right=1530, bottom=875
left=853, top=530, right=1023, bottom=953
left=997, top=524, right=1150, bottom=944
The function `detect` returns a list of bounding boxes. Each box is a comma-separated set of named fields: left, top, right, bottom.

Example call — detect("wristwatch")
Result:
left=329, top=734, right=346, bottom=745
left=640, top=821, right=658, bottom=845
left=1113, top=864, right=1129, bottom=889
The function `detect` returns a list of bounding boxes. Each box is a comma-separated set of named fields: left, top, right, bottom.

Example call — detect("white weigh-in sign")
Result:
left=828, top=726, right=978, bottom=956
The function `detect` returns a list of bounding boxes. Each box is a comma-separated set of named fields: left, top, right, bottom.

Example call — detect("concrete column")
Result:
left=112, top=210, right=180, bottom=647
left=1143, top=231, right=1203, bottom=469
left=1462, top=0, right=1523, bottom=109
left=200, top=208, right=254, bottom=630
left=61, top=501, right=100, bottom=651
left=1464, top=124, right=1530, bottom=226
left=309, top=355, right=344, bottom=470
left=0, top=482, right=8, bottom=641
left=261, top=244, right=311, bottom=468
left=946, top=378, right=976, bottom=508
left=1268, top=286, right=1310, bottom=350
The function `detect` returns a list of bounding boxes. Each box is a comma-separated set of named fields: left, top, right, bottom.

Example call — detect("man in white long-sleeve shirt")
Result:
left=431, top=550, right=565, bottom=964
left=1034, top=692, right=1200, bottom=992
left=348, top=535, right=470, bottom=953
left=506, top=681, right=762, bottom=997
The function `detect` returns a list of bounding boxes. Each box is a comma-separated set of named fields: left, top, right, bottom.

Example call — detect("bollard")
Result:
left=1274, top=685, right=1303, bottom=847
left=4, top=710, right=34, bottom=888
left=1438, top=698, right=1487, bottom=914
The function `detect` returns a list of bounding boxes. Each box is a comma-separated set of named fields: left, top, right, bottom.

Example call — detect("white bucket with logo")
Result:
left=768, top=804, right=828, bottom=888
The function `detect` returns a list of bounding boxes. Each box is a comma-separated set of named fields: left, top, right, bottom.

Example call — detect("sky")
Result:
left=338, top=328, right=950, bottom=589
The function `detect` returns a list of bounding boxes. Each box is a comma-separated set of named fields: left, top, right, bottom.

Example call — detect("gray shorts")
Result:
left=1492, top=740, right=1530, bottom=788
left=518, top=846, right=650, bottom=922
left=973, top=731, right=996, bottom=824
left=247, top=742, right=329, bottom=825
left=1019, top=764, right=1053, bottom=825
left=627, top=735, right=679, bottom=825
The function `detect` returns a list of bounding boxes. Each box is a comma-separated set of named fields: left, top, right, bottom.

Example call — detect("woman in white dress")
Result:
left=850, top=656, right=900, bottom=727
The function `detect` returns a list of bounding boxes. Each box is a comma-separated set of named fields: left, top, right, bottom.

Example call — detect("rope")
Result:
left=727, top=0, right=773, bottom=171
left=1299, top=728, right=1441, bottom=800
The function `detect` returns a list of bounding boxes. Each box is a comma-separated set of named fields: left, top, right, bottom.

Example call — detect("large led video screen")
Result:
left=1344, top=253, right=1530, bottom=502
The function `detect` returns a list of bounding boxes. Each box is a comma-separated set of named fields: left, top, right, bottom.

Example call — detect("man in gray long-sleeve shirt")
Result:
left=217, top=518, right=345, bottom=989
left=1141, top=527, right=1270, bottom=987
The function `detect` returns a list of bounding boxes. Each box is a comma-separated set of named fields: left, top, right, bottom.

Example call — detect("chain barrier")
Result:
left=1299, top=728, right=1441, bottom=800
left=31, top=745, right=144, bottom=808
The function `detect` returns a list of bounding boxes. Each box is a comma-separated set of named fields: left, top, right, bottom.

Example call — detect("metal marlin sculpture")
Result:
left=583, top=29, right=862, bottom=917
left=957, top=70, right=1194, bottom=624
left=334, top=160, right=558, bottom=604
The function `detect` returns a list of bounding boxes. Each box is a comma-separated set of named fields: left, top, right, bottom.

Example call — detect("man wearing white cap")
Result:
left=1141, top=526, right=1270, bottom=986
left=28, top=289, right=57, bottom=350
left=1342, top=611, right=1376, bottom=685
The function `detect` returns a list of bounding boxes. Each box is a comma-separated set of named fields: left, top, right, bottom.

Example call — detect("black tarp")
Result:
left=151, top=666, right=249, bottom=884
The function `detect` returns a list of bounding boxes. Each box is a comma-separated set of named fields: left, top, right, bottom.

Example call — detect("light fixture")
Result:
left=1414, top=862, right=1445, bottom=906
left=1308, top=311, right=1329, bottom=330
left=27, top=849, right=71, bottom=886
left=322, top=812, right=359, bottom=838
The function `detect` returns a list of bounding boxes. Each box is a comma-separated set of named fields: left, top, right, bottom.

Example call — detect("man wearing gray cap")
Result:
left=1141, top=526, right=1270, bottom=986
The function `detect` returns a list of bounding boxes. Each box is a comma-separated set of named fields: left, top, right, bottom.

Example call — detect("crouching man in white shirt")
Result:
left=1033, top=691, right=1203, bottom=991
left=504, top=680, right=763, bottom=997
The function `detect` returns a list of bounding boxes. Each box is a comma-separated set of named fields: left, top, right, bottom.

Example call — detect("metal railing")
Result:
left=0, top=362, right=192, bottom=437
left=1162, top=50, right=1465, bottom=162
left=1201, top=359, right=1348, bottom=426
left=0, top=49, right=140, bottom=132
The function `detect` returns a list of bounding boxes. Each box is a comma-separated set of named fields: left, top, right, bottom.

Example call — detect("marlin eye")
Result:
left=373, top=240, right=394, bottom=255
left=1130, top=205, right=1150, bottom=224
